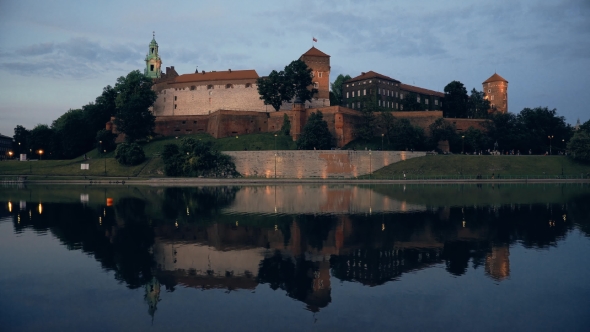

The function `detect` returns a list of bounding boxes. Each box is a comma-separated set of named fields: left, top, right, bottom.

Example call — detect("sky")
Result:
left=0, top=0, right=589, bottom=137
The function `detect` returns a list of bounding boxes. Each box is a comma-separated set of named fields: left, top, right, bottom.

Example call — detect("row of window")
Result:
left=346, top=80, right=399, bottom=87
left=169, top=83, right=254, bottom=92
left=311, top=72, right=324, bottom=78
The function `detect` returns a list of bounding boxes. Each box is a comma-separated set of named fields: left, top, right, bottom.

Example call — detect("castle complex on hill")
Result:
left=129, top=34, right=504, bottom=148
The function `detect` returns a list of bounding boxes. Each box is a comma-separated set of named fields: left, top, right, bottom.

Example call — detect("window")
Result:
left=378, top=100, right=381, bottom=106
left=491, top=95, right=495, bottom=100
left=425, top=99, right=429, bottom=105
left=488, top=89, right=491, bottom=93
left=318, top=72, right=323, bottom=78
left=396, top=92, right=398, bottom=98
left=400, top=93, right=404, bottom=99
left=352, top=91, right=355, bottom=97
left=150, top=64, right=154, bottom=71
left=190, top=86, right=196, bottom=91
left=357, top=102, right=360, bottom=108
left=396, top=103, right=399, bottom=109
left=311, top=72, right=314, bottom=77
left=182, top=121, right=186, bottom=124
left=174, top=96, right=177, bottom=101
left=207, top=85, right=214, bottom=89
left=358, top=90, right=360, bottom=97
left=417, top=96, right=420, bottom=103
left=378, top=88, right=381, bottom=94
left=400, top=104, right=404, bottom=110
left=435, top=100, right=438, bottom=105
left=314, top=82, right=319, bottom=88
left=352, top=83, right=355, bottom=86
left=346, top=92, right=349, bottom=98
left=346, top=84, right=349, bottom=87
left=363, top=89, right=366, bottom=96
left=174, top=104, right=177, bottom=109
left=226, top=84, right=233, bottom=89
left=245, top=83, right=252, bottom=88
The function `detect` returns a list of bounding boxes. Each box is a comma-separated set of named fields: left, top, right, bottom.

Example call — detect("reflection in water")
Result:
left=2, top=184, right=590, bottom=323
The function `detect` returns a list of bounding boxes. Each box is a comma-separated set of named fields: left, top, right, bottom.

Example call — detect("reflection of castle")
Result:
left=485, top=246, right=510, bottom=281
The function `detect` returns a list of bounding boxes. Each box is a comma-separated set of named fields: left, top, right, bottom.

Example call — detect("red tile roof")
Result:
left=483, top=73, right=508, bottom=84
left=301, top=46, right=330, bottom=57
left=172, top=69, right=259, bottom=83
left=400, top=83, right=444, bottom=97
left=345, top=71, right=400, bottom=84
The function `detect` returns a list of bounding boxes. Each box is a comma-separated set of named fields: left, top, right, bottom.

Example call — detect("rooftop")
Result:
left=400, top=83, right=444, bottom=98
left=301, top=46, right=330, bottom=57
left=345, top=71, right=400, bottom=84
left=483, top=73, right=508, bottom=84
left=171, top=69, right=259, bottom=84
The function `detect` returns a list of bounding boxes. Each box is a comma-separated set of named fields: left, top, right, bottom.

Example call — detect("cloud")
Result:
left=0, top=38, right=143, bottom=78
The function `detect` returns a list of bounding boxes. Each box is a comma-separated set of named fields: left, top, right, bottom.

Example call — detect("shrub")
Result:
left=115, top=143, right=145, bottom=166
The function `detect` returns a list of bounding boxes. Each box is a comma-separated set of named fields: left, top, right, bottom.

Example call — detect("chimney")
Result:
left=361, top=72, right=365, bottom=75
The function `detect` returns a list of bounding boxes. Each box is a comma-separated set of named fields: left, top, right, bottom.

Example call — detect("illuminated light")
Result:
left=38, top=203, right=43, bottom=214
left=18, top=215, right=20, bottom=223
left=186, top=207, right=189, bottom=216
left=382, top=223, right=385, bottom=231
left=103, top=208, right=106, bottom=217
left=175, top=221, right=178, bottom=228
left=274, top=206, right=277, bottom=213
left=29, top=210, right=32, bottom=218
left=462, top=220, right=466, bottom=228
left=236, top=221, right=238, bottom=226
left=106, top=198, right=113, bottom=207
left=563, top=214, right=567, bottom=221
left=99, top=216, right=102, bottom=225
left=8, top=202, right=12, bottom=213
left=274, top=224, right=278, bottom=231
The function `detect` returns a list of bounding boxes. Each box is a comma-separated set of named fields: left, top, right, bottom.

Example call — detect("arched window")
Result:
left=313, top=82, right=319, bottom=88
left=207, top=85, right=214, bottom=90
left=226, top=84, right=233, bottom=89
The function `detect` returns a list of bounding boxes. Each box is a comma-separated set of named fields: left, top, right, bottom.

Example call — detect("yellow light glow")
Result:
left=462, top=220, right=466, bottom=228
left=8, top=202, right=12, bottom=213
left=236, top=221, right=238, bottom=226
left=38, top=203, right=43, bottom=214
left=382, top=223, right=385, bottom=231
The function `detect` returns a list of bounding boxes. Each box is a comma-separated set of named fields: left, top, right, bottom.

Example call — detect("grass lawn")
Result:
left=366, top=155, right=590, bottom=179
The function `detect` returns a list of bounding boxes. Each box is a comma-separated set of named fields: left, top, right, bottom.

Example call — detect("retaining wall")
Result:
left=224, top=150, right=426, bottom=178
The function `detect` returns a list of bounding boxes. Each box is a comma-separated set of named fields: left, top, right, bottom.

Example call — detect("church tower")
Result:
left=482, top=73, right=508, bottom=114
left=144, top=32, right=162, bottom=79
left=300, top=46, right=331, bottom=107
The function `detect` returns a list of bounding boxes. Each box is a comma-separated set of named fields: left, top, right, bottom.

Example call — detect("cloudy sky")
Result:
left=1, top=0, right=589, bottom=137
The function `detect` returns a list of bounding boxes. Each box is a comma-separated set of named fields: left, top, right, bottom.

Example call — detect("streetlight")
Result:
left=462, top=135, right=465, bottom=154
left=562, top=139, right=565, bottom=155
left=104, top=149, right=107, bottom=175
left=369, top=150, right=372, bottom=180
left=548, top=135, right=554, bottom=155
left=274, top=134, right=278, bottom=179
left=38, top=150, right=43, bottom=160
left=8, top=151, right=13, bottom=160
left=381, top=133, right=384, bottom=151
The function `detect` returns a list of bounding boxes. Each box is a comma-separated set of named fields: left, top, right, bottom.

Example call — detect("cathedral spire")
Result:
left=144, top=32, right=162, bottom=79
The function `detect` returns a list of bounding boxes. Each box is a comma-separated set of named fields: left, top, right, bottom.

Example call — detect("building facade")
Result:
left=482, top=73, right=508, bottom=114
left=341, top=71, right=443, bottom=111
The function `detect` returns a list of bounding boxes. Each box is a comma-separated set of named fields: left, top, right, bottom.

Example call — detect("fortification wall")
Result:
left=224, top=150, right=425, bottom=178
left=451, top=118, right=488, bottom=132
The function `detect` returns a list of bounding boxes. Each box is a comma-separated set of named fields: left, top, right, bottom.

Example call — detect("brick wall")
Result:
left=224, top=150, right=425, bottom=178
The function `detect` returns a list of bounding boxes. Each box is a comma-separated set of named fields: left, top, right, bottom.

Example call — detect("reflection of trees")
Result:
left=567, top=193, right=590, bottom=237
left=295, top=214, right=338, bottom=251
left=161, top=186, right=239, bottom=222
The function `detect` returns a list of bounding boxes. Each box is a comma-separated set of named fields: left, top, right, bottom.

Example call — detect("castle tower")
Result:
left=482, top=73, right=508, bottom=114
left=300, top=47, right=331, bottom=107
left=144, top=32, right=162, bottom=79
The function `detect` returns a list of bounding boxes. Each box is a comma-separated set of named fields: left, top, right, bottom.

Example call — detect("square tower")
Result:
left=482, top=73, right=508, bottom=114
left=300, top=47, right=331, bottom=103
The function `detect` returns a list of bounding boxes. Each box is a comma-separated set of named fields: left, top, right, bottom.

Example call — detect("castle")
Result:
left=134, top=35, right=500, bottom=148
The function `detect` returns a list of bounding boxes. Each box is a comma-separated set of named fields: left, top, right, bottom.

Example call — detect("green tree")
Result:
left=280, top=113, right=291, bottom=135
left=330, top=74, right=351, bottom=106
left=483, top=112, right=522, bottom=152
left=355, top=102, right=377, bottom=142
left=388, top=118, right=426, bottom=150
left=567, top=131, right=590, bottom=162
left=95, top=129, right=117, bottom=153
left=28, top=124, right=56, bottom=158
left=257, top=60, right=317, bottom=111
left=52, top=109, right=93, bottom=159
left=467, top=89, right=491, bottom=119
left=579, top=119, right=590, bottom=133
left=113, top=70, right=157, bottom=142
left=161, top=138, right=238, bottom=177
left=12, top=125, right=30, bottom=156
left=517, top=107, right=571, bottom=154
left=442, top=81, right=468, bottom=118
left=296, top=111, right=333, bottom=150
left=429, top=118, right=459, bottom=151
left=400, top=92, right=422, bottom=111
left=463, top=127, right=489, bottom=153
left=84, top=85, right=117, bottom=134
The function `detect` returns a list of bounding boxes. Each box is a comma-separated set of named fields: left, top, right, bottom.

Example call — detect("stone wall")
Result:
left=224, top=150, right=426, bottom=178
left=450, top=118, right=488, bottom=132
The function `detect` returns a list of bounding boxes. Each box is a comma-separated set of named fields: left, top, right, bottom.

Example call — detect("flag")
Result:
left=313, top=37, right=317, bottom=42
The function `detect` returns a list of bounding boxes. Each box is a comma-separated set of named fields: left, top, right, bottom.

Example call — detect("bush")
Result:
left=115, top=143, right=145, bottom=166
left=160, top=138, right=239, bottom=177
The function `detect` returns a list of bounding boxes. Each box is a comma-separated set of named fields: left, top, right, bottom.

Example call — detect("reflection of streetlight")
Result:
left=548, top=135, right=554, bottom=155
left=462, top=135, right=465, bottom=154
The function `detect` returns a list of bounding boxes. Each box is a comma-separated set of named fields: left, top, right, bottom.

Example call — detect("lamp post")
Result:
left=274, top=134, right=278, bottom=179
left=104, top=149, right=107, bottom=175
left=38, top=150, right=43, bottom=160
left=548, top=135, right=554, bottom=155
left=8, top=151, right=13, bottom=160
left=462, top=135, right=465, bottom=154
left=562, top=139, right=565, bottom=155
left=381, top=133, right=384, bottom=151
left=29, top=149, right=32, bottom=174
